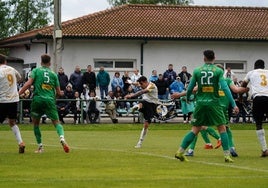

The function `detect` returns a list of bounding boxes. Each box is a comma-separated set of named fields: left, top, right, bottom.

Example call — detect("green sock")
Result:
left=206, top=127, right=220, bottom=140
left=180, top=131, right=196, bottom=149
left=189, top=135, right=198, bottom=150
left=55, top=123, right=64, bottom=137
left=34, top=126, right=42, bottom=144
left=226, top=126, right=234, bottom=148
left=200, top=130, right=211, bottom=144
left=220, top=132, right=229, bottom=151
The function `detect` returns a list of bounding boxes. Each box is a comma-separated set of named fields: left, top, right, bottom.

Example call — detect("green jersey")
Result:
left=219, top=78, right=234, bottom=109
left=30, top=66, right=59, bottom=100
left=187, top=63, right=223, bottom=105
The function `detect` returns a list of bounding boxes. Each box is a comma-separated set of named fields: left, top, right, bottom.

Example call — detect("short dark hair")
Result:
left=137, top=76, right=147, bottom=83
left=254, top=59, right=265, bottom=69
left=203, top=50, right=215, bottom=61
left=41, top=54, right=51, bottom=64
left=0, top=54, right=7, bottom=64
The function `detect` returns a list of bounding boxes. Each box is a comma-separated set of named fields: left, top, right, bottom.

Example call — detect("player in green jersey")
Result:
left=19, top=54, right=70, bottom=153
left=174, top=50, right=239, bottom=163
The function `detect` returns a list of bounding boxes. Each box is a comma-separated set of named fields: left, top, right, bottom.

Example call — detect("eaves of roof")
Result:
left=1, top=4, right=268, bottom=47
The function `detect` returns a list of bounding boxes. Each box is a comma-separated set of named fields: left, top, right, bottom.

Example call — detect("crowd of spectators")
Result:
left=19, top=64, right=251, bottom=124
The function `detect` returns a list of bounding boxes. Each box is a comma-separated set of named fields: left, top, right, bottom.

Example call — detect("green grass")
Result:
left=0, top=123, right=268, bottom=188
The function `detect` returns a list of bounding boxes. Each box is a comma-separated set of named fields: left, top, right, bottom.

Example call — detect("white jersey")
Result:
left=0, top=64, right=21, bottom=103
left=244, top=69, right=268, bottom=98
left=142, top=82, right=159, bottom=104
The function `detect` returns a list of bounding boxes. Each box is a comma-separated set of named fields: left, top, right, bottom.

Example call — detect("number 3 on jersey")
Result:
left=260, top=74, right=268, bottom=86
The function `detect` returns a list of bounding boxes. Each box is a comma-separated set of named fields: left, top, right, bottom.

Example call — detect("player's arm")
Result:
left=125, top=88, right=148, bottom=99
left=19, top=78, right=33, bottom=95
left=55, top=86, right=61, bottom=97
left=15, top=69, right=22, bottom=82
left=229, top=84, right=249, bottom=94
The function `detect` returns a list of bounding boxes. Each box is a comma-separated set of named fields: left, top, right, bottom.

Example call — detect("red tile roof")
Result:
left=1, top=4, right=268, bottom=46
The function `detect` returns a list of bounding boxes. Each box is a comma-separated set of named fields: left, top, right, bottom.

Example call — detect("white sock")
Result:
left=11, top=125, right=23, bottom=144
left=256, top=129, right=268, bottom=151
left=138, top=128, right=148, bottom=143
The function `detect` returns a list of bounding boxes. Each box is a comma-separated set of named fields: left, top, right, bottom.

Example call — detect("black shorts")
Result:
left=0, top=102, right=18, bottom=123
left=253, top=96, right=268, bottom=126
left=139, top=101, right=157, bottom=123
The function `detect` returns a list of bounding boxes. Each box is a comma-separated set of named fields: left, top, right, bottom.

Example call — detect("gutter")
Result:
left=140, top=40, right=147, bottom=75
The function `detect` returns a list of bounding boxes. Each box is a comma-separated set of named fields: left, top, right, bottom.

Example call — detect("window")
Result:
left=215, top=60, right=246, bottom=72
left=94, top=59, right=136, bottom=70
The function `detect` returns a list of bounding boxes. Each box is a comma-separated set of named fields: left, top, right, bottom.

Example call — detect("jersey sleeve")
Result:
left=219, top=78, right=236, bottom=108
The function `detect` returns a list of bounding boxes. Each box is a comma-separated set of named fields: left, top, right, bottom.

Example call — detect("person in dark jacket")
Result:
left=69, top=65, right=83, bottom=94
left=82, top=65, right=96, bottom=93
left=57, top=67, right=69, bottom=91
left=56, top=90, right=70, bottom=124
left=155, top=74, right=169, bottom=100
left=178, top=66, right=192, bottom=86
left=163, top=64, right=177, bottom=86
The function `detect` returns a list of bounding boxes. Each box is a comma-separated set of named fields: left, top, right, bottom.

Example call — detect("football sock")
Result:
left=188, top=135, right=198, bottom=150
left=226, top=126, right=234, bottom=148
left=256, top=129, right=268, bottom=151
left=11, top=125, right=23, bottom=144
left=206, top=127, right=220, bottom=140
left=55, top=124, right=64, bottom=138
left=220, top=132, right=229, bottom=151
left=138, top=127, right=148, bottom=142
left=200, top=130, right=211, bottom=144
left=34, top=125, right=42, bottom=144
left=180, top=131, right=196, bottom=149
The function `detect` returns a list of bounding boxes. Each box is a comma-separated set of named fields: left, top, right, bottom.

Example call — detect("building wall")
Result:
left=8, top=39, right=268, bottom=83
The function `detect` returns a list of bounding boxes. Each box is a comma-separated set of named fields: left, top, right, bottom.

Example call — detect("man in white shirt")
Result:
left=242, top=59, right=268, bottom=157
left=0, top=54, right=25, bottom=153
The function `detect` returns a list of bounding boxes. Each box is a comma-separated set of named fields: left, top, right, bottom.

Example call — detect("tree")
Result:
left=0, top=1, right=9, bottom=39
left=8, top=0, right=53, bottom=36
left=108, top=0, right=192, bottom=6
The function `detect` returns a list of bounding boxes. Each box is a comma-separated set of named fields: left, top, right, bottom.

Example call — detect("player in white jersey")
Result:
left=125, top=76, right=159, bottom=148
left=0, top=54, right=25, bottom=153
left=242, top=59, right=268, bottom=157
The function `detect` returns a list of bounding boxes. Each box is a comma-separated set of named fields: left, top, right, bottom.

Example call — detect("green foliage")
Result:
left=0, top=0, right=53, bottom=38
left=108, top=0, right=193, bottom=6
left=0, top=127, right=267, bottom=188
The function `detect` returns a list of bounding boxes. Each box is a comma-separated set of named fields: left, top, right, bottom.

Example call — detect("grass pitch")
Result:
left=0, top=123, right=268, bottom=188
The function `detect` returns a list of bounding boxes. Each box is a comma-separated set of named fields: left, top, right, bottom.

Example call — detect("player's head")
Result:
left=137, top=76, right=148, bottom=89
left=254, top=59, right=265, bottom=69
left=41, top=54, right=51, bottom=65
left=203, top=50, right=215, bottom=62
left=0, top=54, right=7, bottom=65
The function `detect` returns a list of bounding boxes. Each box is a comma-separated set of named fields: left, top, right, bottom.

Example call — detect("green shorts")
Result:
left=191, top=103, right=226, bottom=126
left=31, top=96, right=59, bottom=121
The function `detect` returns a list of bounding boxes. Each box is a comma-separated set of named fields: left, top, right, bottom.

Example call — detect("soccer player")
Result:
left=241, top=59, right=268, bottom=157
left=174, top=50, right=239, bottom=163
left=0, top=54, right=25, bottom=153
left=19, top=54, right=70, bottom=153
left=125, top=76, right=159, bottom=148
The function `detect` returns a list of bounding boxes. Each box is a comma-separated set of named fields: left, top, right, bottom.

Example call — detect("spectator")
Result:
left=64, top=84, right=76, bottom=123
left=69, top=65, right=83, bottom=94
left=57, top=67, right=69, bottom=91
left=73, top=91, right=82, bottom=124
left=155, top=74, right=169, bottom=100
left=111, top=72, right=124, bottom=92
left=224, top=66, right=235, bottom=80
left=178, top=66, right=192, bottom=86
left=96, top=66, right=110, bottom=99
left=105, top=91, right=118, bottom=123
left=122, top=71, right=131, bottom=93
left=82, top=65, right=96, bottom=93
left=87, top=90, right=100, bottom=123
left=149, top=70, right=158, bottom=83
left=163, top=64, right=177, bottom=86
left=56, top=90, right=70, bottom=124
left=169, top=77, right=185, bottom=94
left=114, top=86, right=126, bottom=113
left=131, top=69, right=142, bottom=92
